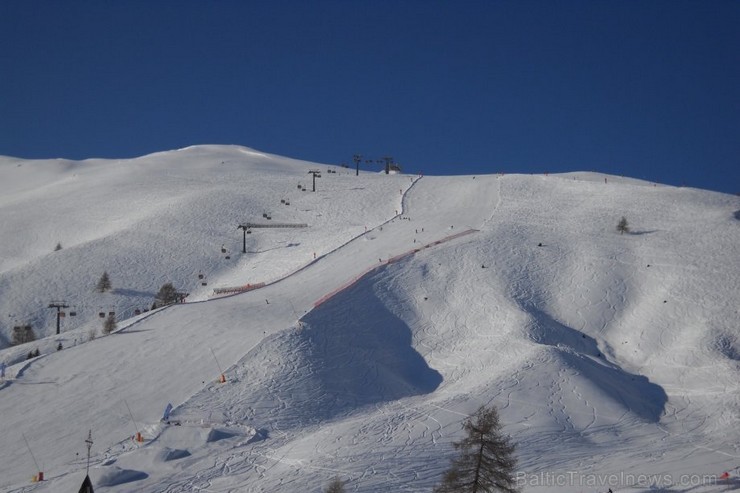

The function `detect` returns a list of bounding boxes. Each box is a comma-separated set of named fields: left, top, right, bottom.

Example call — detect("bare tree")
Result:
left=435, top=405, right=519, bottom=493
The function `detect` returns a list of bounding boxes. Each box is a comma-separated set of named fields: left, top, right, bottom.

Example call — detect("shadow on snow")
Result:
left=112, top=288, right=156, bottom=298
left=286, top=274, right=443, bottom=422
left=525, top=306, right=667, bottom=423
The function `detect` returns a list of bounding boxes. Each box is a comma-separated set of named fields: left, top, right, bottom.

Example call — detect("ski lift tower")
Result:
left=237, top=224, right=250, bottom=254
left=382, top=156, right=394, bottom=175
left=237, top=222, right=309, bottom=253
left=48, top=301, right=69, bottom=335
left=308, top=170, right=321, bottom=191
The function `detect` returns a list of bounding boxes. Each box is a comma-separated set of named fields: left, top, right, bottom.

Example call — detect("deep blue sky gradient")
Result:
left=1, top=1, right=738, bottom=194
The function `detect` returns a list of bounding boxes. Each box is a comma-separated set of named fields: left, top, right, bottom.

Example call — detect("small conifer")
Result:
left=325, top=478, right=346, bottom=493
left=617, top=216, right=630, bottom=235
left=103, top=313, right=117, bottom=335
left=96, top=271, right=112, bottom=292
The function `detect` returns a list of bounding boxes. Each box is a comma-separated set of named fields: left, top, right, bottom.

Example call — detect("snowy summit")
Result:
left=0, top=145, right=738, bottom=492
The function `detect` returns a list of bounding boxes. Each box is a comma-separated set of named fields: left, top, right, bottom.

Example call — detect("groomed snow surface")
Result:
left=0, top=146, right=738, bottom=492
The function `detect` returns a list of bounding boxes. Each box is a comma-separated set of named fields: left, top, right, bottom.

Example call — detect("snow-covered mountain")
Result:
left=0, top=146, right=738, bottom=492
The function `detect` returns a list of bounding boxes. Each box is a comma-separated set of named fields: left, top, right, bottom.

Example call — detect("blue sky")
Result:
left=1, top=1, right=738, bottom=194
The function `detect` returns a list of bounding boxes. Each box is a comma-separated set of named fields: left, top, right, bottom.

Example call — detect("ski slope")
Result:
left=0, top=146, right=738, bottom=492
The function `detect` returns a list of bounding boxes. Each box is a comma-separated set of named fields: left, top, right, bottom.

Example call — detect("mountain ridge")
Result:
left=0, top=145, right=738, bottom=492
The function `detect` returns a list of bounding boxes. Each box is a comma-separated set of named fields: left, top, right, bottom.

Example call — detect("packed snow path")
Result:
left=0, top=173, right=501, bottom=491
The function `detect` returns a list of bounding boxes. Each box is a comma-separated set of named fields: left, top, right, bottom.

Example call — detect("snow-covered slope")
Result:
left=0, top=145, right=408, bottom=350
left=0, top=147, right=738, bottom=492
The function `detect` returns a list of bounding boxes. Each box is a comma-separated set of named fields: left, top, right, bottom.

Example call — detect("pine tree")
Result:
left=617, top=216, right=630, bottom=235
left=155, top=282, right=179, bottom=307
left=103, top=313, right=117, bottom=335
left=54, top=242, right=63, bottom=251
left=325, top=478, right=346, bottom=493
left=96, top=271, right=112, bottom=292
left=435, top=405, right=519, bottom=493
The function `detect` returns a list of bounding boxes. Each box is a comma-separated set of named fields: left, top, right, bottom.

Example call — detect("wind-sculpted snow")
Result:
left=0, top=148, right=738, bottom=492
left=290, top=273, right=443, bottom=417
left=96, top=467, right=149, bottom=487
left=171, top=271, right=442, bottom=432
left=524, top=306, right=667, bottom=423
